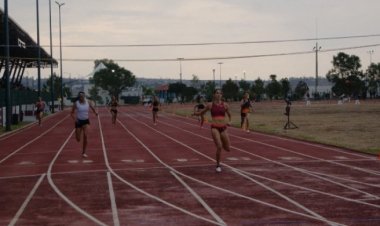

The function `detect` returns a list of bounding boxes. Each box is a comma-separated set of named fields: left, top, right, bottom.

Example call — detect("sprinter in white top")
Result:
left=70, top=91, right=98, bottom=157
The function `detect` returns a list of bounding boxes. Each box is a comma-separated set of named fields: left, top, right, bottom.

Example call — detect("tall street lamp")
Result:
left=218, top=62, right=223, bottom=88
left=177, top=58, right=184, bottom=83
left=56, top=1, right=65, bottom=110
left=212, top=69, right=215, bottom=86
left=49, top=0, right=54, bottom=113
left=367, top=50, right=374, bottom=65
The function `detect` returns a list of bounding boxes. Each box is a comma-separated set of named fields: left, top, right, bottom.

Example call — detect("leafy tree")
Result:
left=366, top=63, right=380, bottom=98
left=142, top=85, right=155, bottom=96
left=239, top=80, right=251, bottom=93
left=168, top=82, right=187, bottom=102
left=203, top=81, right=216, bottom=101
left=183, top=86, right=198, bottom=102
left=88, top=86, right=103, bottom=105
left=251, top=78, right=265, bottom=101
left=222, top=78, right=239, bottom=101
left=91, top=59, right=136, bottom=98
left=294, top=80, right=309, bottom=100
left=326, top=52, right=364, bottom=97
left=42, top=73, right=71, bottom=100
left=265, top=74, right=282, bottom=100
left=190, top=74, right=201, bottom=90
left=280, top=78, right=291, bottom=98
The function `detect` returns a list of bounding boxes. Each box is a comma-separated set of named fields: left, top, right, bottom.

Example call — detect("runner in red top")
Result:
left=194, top=89, right=232, bottom=173
left=35, top=97, right=45, bottom=126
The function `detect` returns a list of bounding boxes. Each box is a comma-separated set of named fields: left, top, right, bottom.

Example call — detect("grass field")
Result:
left=165, top=99, right=380, bottom=156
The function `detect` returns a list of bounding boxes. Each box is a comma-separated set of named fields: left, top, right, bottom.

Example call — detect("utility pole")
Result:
left=313, top=42, right=321, bottom=97
left=177, top=58, right=184, bottom=83
left=218, top=62, right=223, bottom=88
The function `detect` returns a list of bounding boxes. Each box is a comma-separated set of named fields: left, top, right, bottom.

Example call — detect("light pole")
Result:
left=49, top=0, right=54, bottom=113
left=218, top=62, right=223, bottom=88
left=313, top=42, right=322, bottom=97
left=212, top=69, right=215, bottom=86
left=367, top=50, right=374, bottom=65
left=4, top=0, right=11, bottom=131
left=56, top=1, right=65, bottom=110
left=177, top=58, right=184, bottom=83
left=36, top=0, right=41, bottom=97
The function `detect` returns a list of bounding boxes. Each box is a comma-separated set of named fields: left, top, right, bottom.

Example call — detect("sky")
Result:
left=6, top=0, right=380, bottom=81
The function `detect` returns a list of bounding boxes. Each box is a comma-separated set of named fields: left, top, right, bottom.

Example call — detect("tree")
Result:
left=203, top=81, right=216, bottom=101
left=88, top=86, right=103, bottom=105
left=239, top=80, right=251, bottom=93
left=280, top=78, right=291, bottom=98
left=251, top=78, right=265, bottom=101
left=366, top=63, right=380, bottom=98
left=42, top=73, right=71, bottom=100
left=265, top=74, right=282, bottom=100
left=168, top=82, right=187, bottom=102
left=326, top=52, right=364, bottom=97
left=294, top=80, right=309, bottom=100
left=222, top=78, right=239, bottom=101
left=183, top=86, right=198, bottom=102
left=190, top=74, right=201, bottom=90
left=91, top=59, right=136, bottom=98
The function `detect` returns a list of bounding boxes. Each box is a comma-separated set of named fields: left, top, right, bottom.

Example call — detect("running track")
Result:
left=0, top=105, right=379, bottom=226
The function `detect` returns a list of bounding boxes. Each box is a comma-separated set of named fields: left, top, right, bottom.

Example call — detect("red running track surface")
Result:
left=0, top=105, right=379, bottom=226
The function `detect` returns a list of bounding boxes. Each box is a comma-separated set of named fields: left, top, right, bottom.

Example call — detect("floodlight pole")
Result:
left=36, top=0, right=41, bottom=97
left=56, top=1, right=65, bottom=110
left=177, top=58, right=184, bottom=83
left=218, top=62, right=223, bottom=88
left=4, top=0, right=11, bottom=131
left=313, top=42, right=321, bottom=97
left=49, top=0, right=55, bottom=113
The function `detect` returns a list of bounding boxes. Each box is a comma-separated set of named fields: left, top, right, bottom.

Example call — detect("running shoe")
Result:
left=82, top=153, right=88, bottom=158
left=216, top=166, right=222, bottom=173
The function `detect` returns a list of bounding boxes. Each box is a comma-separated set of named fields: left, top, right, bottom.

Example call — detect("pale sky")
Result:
left=7, top=0, right=380, bottom=81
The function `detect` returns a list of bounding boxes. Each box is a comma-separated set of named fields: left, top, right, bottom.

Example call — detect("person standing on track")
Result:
left=70, top=91, right=98, bottom=158
left=151, top=95, right=160, bottom=125
left=193, top=95, right=206, bottom=128
left=35, top=97, right=45, bottom=126
left=194, top=89, right=232, bottom=173
left=108, top=95, right=118, bottom=124
left=240, top=91, right=253, bottom=133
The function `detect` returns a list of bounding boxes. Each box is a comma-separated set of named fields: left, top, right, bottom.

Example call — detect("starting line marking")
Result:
left=121, top=159, right=145, bottom=163
left=18, top=161, right=35, bottom=165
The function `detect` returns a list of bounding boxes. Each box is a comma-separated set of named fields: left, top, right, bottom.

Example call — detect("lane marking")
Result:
left=18, top=161, right=35, bottom=165
left=122, top=113, right=346, bottom=225
left=47, top=129, right=107, bottom=226
left=170, top=171, right=226, bottom=226
left=8, top=174, right=46, bottom=226
left=97, top=115, right=224, bottom=226
left=133, top=113, right=380, bottom=207
left=0, top=115, right=70, bottom=165
left=157, top=114, right=380, bottom=191
left=107, top=172, right=120, bottom=226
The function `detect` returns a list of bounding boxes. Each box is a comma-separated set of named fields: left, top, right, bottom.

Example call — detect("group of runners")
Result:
left=35, top=89, right=254, bottom=172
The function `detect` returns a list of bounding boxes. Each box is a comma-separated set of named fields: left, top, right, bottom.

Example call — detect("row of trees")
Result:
left=41, top=53, right=379, bottom=104
left=167, top=52, right=380, bottom=102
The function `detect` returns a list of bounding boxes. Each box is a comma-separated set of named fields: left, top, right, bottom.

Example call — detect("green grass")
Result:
left=164, top=100, right=380, bottom=156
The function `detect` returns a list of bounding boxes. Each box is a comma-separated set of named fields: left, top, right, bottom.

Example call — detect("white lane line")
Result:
left=165, top=112, right=375, bottom=160
left=232, top=169, right=340, bottom=226
left=107, top=172, right=120, bottom=226
left=0, top=115, right=70, bottom=165
left=8, top=173, right=46, bottom=226
left=131, top=113, right=380, bottom=207
left=97, top=115, right=224, bottom=226
left=123, top=114, right=345, bottom=225
left=157, top=114, right=380, bottom=190
left=47, top=129, right=107, bottom=226
left=170, top=171, right=226, bottom=226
